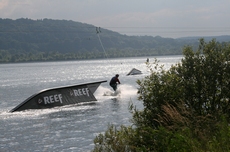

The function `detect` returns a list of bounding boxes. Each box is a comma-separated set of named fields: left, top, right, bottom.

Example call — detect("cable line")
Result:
left=96, top=27, right=108, bottom=59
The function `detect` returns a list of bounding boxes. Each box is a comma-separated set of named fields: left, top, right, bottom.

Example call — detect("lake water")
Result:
left=0, top=56, right=182, bottom=152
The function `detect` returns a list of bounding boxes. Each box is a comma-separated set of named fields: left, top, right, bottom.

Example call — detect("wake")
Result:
left=95, top=84, right=138, bottom=100
left=103, top=88, right=121, bottom=96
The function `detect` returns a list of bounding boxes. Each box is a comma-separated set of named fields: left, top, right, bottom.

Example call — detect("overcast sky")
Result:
left=0, top=0, right=230, bottom=38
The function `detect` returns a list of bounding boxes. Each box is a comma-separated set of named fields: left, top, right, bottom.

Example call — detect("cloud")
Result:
left=0, top=0, right=8, bottom=10
left=0, top=0, right=230, bottom=38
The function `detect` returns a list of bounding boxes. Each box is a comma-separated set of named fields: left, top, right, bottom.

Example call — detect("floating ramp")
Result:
left=127, top=68, right=142, bottom=76
left=10, top=80, right=107, bottom=112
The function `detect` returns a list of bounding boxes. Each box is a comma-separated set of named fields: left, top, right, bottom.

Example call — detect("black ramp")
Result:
left=10, top=80, right=107, bottom=112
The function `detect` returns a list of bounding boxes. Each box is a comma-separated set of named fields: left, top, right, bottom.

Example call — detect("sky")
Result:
left=0, top=0, right=230, bottom=38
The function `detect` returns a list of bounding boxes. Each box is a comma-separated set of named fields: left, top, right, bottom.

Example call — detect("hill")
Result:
left=0, top=18, right=230, bottom=63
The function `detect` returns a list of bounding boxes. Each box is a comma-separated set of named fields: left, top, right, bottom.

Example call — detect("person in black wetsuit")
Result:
left=109, top=74, right=121, bottom=91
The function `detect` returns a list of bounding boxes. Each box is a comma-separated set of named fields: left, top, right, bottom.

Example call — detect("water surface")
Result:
left=0, top=56, right=182, bottom=151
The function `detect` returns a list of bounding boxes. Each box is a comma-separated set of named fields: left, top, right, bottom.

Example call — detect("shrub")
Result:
left=93, top=39, right=230, bottom=151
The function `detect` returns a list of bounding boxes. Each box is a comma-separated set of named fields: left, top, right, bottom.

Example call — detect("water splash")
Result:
left=95, top=84, right=138, bottom=100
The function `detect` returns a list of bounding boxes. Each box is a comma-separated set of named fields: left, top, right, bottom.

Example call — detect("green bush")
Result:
left=93, top=39, right=230, bottom=151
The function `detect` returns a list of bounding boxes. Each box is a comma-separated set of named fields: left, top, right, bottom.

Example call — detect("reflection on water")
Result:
left=110, top=98, right=121, bottom=112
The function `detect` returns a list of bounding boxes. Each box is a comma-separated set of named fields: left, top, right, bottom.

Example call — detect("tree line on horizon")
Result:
left=0, top=18, right=230, bottom=63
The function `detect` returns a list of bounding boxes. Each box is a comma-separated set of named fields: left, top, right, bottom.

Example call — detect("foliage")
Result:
left=93, top=39, right=230, bottom=151
left=93, top=119, right=230, bottom=152
left=135, top=39, right=230, bottom=128
left=0, top=48, right=177, bottom=63
left=0, top=18, right=207, bottom=63
left=93, top=125, right=135, bottom=152
left=1, top=18, right=230, bottom=63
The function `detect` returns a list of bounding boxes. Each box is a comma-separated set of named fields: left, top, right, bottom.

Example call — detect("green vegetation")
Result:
left=1, top=18, right=229, bottom=63
left=0, top=48, right=178, bottom=63
left=93, top=39, right=230, bottom=151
